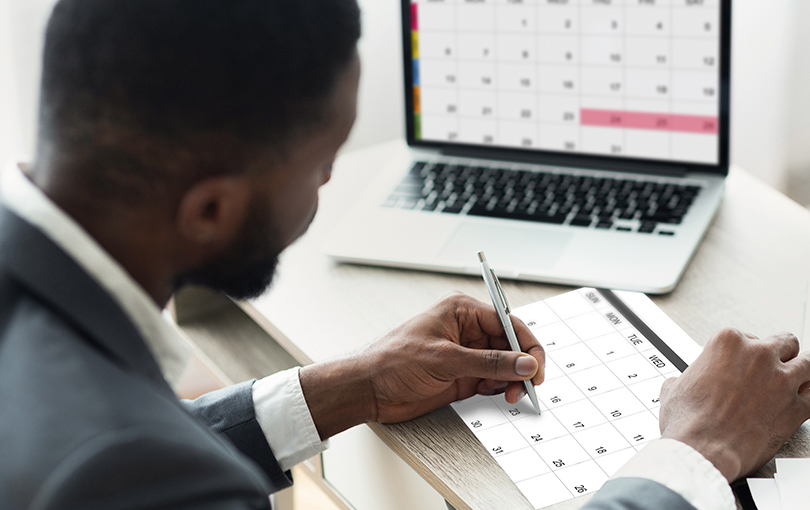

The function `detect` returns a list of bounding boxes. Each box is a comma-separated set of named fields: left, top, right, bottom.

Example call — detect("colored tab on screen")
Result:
left=581, top=110, right=718, bottom=135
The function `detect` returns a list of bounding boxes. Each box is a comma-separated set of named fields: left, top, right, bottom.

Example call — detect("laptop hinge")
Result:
left=439, top=146, right=689, bottom=178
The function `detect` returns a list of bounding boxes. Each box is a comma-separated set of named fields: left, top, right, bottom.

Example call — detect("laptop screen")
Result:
left=403, top=0, right=730, bottom=172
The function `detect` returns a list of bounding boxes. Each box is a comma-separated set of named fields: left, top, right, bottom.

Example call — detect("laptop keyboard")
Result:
left=383, top=161, right=702, bottom=235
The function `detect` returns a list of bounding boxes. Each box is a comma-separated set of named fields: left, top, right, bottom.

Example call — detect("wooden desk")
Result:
left=185, top=140, right=810, bottom=510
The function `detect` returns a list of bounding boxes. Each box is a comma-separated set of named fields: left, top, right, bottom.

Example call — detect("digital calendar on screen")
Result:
left=409, top=0, right=722, bottom=165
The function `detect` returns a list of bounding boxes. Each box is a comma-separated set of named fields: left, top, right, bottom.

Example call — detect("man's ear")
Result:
left=175, top=175, right=252, bottom=248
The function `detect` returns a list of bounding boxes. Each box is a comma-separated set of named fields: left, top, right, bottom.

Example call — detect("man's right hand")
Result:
left=659, top=328, right=810, bottom=482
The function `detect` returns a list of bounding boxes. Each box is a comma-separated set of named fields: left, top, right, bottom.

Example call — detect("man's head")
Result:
left=34, top=0, right=361, bottom=301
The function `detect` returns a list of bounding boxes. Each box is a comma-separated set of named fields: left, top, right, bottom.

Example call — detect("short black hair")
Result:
left=38, top=0, right=361, bottom=201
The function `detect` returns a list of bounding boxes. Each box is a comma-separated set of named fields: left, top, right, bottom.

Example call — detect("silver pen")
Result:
left=478, top=251, right=542, bottom=415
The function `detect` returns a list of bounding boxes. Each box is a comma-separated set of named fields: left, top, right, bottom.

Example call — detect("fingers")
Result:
left=768, top=331, right=801, bottom=362
left=477, top=380, right=509, bottom=396
left=511, top=315, right=546, bottom=385
left=441, top=292, right=546, bottom=384
left=447, top=343, right=539, bottom=382
left=787, top=350, right=810, bottom=389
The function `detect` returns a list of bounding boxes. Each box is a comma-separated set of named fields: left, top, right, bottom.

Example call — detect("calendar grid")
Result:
left=452, top=288, right=684, bottom=509
left=412, top=0, right=722, bottom=164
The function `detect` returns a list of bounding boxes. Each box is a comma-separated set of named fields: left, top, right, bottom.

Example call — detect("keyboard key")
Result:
left=570, top=217, right=592, bottom=227
left=401, top=197, right=418, bottom=210
left=638, top=222, right=656, bottom=234
left=596, top=222, right=613, bottom=229
left=658, top=231, right=675, bottom=236
left=421, top=200, right=439, bottom=212
left=533, top=214, right=568, bottom=225
left=442, top=202, right=465, bottom=214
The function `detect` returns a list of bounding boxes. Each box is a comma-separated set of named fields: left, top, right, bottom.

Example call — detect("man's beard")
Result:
left=176, top=200, right=295, bottom=301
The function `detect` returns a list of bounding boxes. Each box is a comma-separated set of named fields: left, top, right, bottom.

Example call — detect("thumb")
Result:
left=450, top=346, right=539, bottom=381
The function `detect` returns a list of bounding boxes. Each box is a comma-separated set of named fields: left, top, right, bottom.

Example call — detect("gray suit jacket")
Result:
left=583, top=478, right=698, bottom=510
left=0, top=206, right=290, bottom=509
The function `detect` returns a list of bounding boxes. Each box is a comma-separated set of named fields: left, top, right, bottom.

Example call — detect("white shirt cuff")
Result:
left=612, top=438, right=735, bottom=510
left=252, top=367, right=329, bottom=471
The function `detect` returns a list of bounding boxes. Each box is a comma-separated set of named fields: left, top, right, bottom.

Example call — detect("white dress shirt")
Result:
left=0, top=160, right=733, bottom=506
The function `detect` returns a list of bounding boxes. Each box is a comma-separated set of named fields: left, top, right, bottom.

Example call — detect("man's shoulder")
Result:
left=0, top=285, right=269, bottom=510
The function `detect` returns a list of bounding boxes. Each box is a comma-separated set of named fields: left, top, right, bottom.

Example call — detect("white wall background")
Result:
left=3, top=0, right=810, bottom=193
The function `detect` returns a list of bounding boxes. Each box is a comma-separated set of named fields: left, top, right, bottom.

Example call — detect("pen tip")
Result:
left=477, top=251, right=486, bottom=263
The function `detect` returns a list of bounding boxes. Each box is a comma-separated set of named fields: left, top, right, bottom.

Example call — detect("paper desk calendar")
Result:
left=451, top=288, right=702, bottom=509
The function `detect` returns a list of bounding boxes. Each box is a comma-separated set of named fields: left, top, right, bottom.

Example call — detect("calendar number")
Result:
left=587, top=386, right=597, bottom=392
left=553, top=459, right=565, bottom=468
left=573, top=421, right=585, bottom=429
left=575, top=485, right=587, bottom=494
left=551, top=396, right=562, bottom=404
left=492, top=446, right=504, bottom=454
left=596, top=446, right=607, bottom=455
left=611, top=410, right=622, bottom=418
left=531, top=434, right=544, bottom=442
left=471, top=420, right=482, bottom=428
left=508, top=408, right=521, bottom=417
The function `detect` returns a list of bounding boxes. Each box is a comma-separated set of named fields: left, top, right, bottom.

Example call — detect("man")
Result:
left=0, top=1, right=808, bottom=509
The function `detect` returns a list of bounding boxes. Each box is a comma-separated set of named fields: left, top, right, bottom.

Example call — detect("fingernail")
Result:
left=494, top=381, right=509, bottom=390
left=516, top=355, right=537, bottom=376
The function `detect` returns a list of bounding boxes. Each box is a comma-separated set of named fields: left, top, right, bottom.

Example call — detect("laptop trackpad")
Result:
left=437, top=223, right=571, bottom=272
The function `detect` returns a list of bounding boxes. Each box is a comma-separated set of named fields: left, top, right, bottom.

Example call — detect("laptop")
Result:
left=324, top=0, right=731, bottom=294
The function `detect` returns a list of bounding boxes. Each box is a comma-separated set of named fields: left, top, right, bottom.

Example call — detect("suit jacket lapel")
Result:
left=0, top=206, right=173, bottom=396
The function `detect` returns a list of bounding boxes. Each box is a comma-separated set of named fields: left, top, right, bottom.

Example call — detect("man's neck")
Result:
left=28, top=167, right=177, bottom=308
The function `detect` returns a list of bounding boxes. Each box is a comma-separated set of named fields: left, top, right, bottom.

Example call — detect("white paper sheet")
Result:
left=748, top=478, right=781, bottom=510
left=747, top=459, right=810, bottom=510
left=451, top=288, right=692, bottom=509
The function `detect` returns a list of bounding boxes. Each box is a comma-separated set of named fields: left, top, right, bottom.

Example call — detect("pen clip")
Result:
left=490, top=268, right=511, bottom=315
